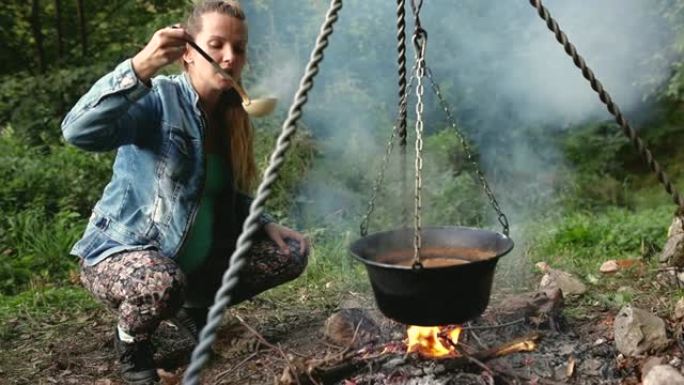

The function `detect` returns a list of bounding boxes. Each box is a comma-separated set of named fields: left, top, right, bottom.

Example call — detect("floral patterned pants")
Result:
left=80, top=237, right=307, bottom=341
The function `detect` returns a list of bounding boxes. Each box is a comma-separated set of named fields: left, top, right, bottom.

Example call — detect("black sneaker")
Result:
left=114, top=331, right=159, bottom=385
left=170, top=307, right=208, bottom=343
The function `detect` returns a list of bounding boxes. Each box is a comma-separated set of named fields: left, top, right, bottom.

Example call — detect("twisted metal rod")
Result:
left=181, top=1, right=343, bottom=383
left=397, top=0, right=408, bottom=146
left=529, top=0, right=683, bottom=209
left=397, top=0, right=410, bottom=226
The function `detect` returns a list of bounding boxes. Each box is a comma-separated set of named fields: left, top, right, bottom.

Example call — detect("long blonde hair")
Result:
left=185, top=0, right=257, bottom=193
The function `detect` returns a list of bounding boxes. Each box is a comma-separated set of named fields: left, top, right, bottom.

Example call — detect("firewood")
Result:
left=303, top=332, right=543, bottom=384
left=323, top=308, right=381, bottom=349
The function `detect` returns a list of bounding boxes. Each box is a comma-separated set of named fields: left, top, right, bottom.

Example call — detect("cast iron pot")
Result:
left=350, top=226, right=514, bottom=326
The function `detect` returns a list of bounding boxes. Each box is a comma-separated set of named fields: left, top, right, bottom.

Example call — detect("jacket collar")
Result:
left=180, top=72, right=203, bottom=117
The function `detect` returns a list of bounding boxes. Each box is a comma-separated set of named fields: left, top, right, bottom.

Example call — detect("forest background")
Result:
left=3, top=0, right=684, bottom=337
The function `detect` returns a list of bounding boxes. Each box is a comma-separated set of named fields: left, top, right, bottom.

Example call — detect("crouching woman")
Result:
left=61, top=1, right=308, bottom=384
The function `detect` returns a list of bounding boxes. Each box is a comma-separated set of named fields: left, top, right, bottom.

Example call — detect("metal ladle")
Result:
left=185, top=39, right=277, bottom=117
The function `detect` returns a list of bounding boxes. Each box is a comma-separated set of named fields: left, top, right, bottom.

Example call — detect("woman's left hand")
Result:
left=263, top=223, right=309, bottom=256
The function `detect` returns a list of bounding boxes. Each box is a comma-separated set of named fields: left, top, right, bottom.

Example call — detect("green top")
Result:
left=176, top=153, right=228, bottom=273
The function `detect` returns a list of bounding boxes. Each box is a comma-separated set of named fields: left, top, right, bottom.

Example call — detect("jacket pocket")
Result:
left=165, top=131, right=197, bottom=181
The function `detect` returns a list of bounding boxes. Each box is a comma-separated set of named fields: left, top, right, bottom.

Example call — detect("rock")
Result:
left=600, top=260, right=619, bottom=273
left=535, top=262, right=551, bottom=273
left=614, top=306, right=670, bottom=356
left=641, top=357, right=666, bottom=381
left=669, top=214, right=684, bottom=237
left=539, top=268, right=587, bottom=296
left=675, top=298, right=684, bottom=320
left=660, top=215, right=684, bottom=267
left=600, top=259, right=644, bottom=274
left=578, top=358, right=603, bottom=376
left=324, top=308, right=381, bottom=348
left=643, top=365, right=684, bottom=385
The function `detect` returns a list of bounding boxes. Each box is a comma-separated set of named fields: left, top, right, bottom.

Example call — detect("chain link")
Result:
left=412, top=35, right=426, bottom=266
left=425, top=67, right=510, bottom=236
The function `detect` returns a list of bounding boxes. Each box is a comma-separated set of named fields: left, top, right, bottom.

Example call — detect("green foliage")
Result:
left=421, top=128, right=488, bottom=227
left=0, top=64, right=108, bottom=146
left=528, top=205, right=670, bottom=275
left=1, top=0, right=189, bottom=74
left=0, top=208, right=84, bottom=295
left=0, top=286, right=97, bottom=339
left=563, top=122, right=629, bottom=176
left=0, top=126, right=112, bottom=216
left=0, top=127, right=111, bottom=295
left=252, top=117, right=317, bottom=222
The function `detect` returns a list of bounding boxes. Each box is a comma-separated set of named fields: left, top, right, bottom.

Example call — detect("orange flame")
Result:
left=406, top=325, right=462, bottom=358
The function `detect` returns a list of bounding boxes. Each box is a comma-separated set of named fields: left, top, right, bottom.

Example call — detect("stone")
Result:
left=539, top=268, right=587, bottom=296
left=669, top=214, right=684, bottom=237
left=642, top=356, right=666, bottom=381
left=660, top=215, right=684, bottom=267
left=675, top=298, right=684, bottom=320
left=535, top=261, right=550, bottom=272
left=578, top=358, right=603, bottom=376
left=643, top=365, right=684, bottom=385
left=600, top=260, right=619, bottom=273
left=614, top=306, right=670, bottom=356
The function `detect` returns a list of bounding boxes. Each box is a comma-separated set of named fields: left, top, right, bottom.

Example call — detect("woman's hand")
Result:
left=263, top=223, right=309, bottom=256
left=132, top=25, right=191, bottom=84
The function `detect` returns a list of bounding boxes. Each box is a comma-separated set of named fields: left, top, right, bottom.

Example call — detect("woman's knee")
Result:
left=125, top=256, right=186, bottom=316
left=285, top=238, right=308, bottom=279
left=85, top=250, right=187, bottom=316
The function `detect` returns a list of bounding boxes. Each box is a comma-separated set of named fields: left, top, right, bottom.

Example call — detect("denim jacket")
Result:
left=62, top=59, right=270, bottom=266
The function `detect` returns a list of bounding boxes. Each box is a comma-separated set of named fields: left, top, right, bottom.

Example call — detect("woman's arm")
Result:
left=62, top=26, right=190, bottom=152
left=61, top=59, right=159, bottom=152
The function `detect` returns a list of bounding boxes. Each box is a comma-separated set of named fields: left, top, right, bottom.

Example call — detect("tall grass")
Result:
left=527, top=204, right=671, bottom=275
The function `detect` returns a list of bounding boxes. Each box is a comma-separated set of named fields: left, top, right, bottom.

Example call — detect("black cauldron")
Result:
left=350, top=226, right=514, bottom=326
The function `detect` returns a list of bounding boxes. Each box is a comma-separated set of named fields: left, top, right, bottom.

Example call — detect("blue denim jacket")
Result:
left=62, top=59, right=267, bottom=266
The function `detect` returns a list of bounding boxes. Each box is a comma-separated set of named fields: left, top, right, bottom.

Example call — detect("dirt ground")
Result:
left=1, top=265, right=682, bottom=385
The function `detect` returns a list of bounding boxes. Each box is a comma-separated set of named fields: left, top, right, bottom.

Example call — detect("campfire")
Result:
left=405, top=325, right=462, bottom=358
left=266, top=290, right=567, bottom=385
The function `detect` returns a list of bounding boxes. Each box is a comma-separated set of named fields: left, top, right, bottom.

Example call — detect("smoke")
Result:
left=242, top=0, right=676, bottom=280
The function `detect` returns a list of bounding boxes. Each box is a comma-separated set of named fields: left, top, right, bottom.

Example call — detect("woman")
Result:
left=61, top=1, right=309, bottom=384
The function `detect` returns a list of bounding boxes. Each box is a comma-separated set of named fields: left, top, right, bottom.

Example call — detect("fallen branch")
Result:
left=234, top=314, right=304, bottom=385
left=213, top=351, right=260, bottom=382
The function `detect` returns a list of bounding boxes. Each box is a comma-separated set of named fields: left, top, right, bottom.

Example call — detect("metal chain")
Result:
left=425, top=67, right=510, bottom=236
left=359, top=73, right=415, bottom=236
left=410, top=0, right=426, bottom=267
left=181, top=1, right=343, bottom=383
left=412, top=50, right=425, bottom=266
left=528, top=0, right=684, bottom=209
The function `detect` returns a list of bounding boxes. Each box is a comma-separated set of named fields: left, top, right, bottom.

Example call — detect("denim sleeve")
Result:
left=236, top=192, right=275, bottom=229
left=61, top=59, right=160, bottom=152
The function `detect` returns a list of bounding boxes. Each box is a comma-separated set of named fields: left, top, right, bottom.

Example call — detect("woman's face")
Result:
left=185, top=12, right=247, bottom=92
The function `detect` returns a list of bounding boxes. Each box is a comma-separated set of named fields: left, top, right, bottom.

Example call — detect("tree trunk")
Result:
left=54, top=0, right=63, bottom=60
left=75, top=0, right=87, bottom=57
left=30, top=0, right=46, bottom=72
